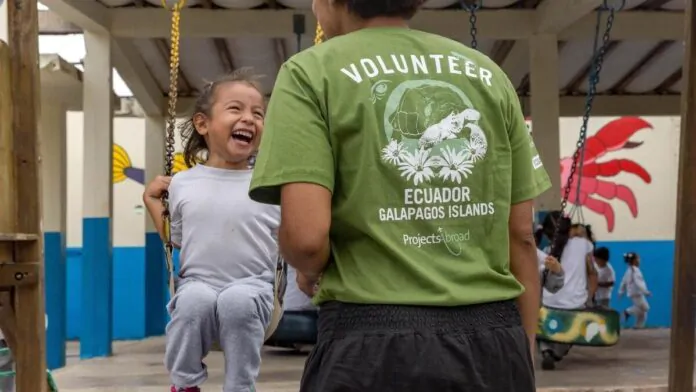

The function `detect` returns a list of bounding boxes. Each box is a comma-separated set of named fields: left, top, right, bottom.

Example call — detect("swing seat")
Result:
left=265, top=310, right=318, bottom=349
left=537, top=306, right=620, bottom=347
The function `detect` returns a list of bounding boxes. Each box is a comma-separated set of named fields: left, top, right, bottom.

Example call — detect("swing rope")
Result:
left=161, top=0, right=186, bottom=297
left=568, top=0, right=623, bottom=223
left=550, top=0, right=624, bottom=254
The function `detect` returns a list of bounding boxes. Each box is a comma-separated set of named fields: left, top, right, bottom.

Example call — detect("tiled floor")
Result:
left=52, top=329, right=693, bottom=392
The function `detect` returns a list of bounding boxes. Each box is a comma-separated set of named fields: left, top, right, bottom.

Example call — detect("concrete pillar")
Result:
left=81, top=31, right=113, bottom=359
left=144, top=115, right=168, bottom=336
left=39, top=96, right=68, bottom=370
left=529, top=34, right=561, bottom=221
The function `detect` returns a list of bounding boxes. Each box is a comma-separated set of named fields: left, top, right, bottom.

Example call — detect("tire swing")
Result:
left=536, top=0, right=625, bottom=348
left=264, top=15, right=323, bottom=352
left=159, top=0, right=288, bottom=345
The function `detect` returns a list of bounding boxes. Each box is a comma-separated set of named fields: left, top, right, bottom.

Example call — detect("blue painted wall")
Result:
left=67, top=246, right=179, bottom=340
left=65, top=239, right=674, bottom=335
left=597, top=240, right=674, bottom=329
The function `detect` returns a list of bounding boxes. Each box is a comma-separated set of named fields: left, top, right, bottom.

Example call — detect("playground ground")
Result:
left=52, top=329, right=693, bottom=392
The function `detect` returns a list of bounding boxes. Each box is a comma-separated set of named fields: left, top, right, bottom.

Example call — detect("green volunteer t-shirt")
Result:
left=250, top=27, right=551, bottom=307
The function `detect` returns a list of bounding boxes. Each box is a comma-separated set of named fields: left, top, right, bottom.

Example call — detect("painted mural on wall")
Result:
left=561, top=117, right=653, bottom=233
left=113, top=116, right=654, bottom=233
left=112, top=144, right=190, bottom=185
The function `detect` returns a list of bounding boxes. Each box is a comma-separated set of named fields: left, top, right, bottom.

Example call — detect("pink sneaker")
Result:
left=171, top=387, right=200, bottom=392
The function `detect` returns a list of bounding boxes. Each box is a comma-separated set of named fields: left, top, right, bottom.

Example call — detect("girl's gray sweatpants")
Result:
left=165, top=277, right=274, bottom=392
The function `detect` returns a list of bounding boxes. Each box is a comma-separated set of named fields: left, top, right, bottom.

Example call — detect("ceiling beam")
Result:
left=107, top=9, right=684, bottom=40
left=490, top=40, right=516, bottom=66
left=112, top=39, right=164, bottom=116
left=40, top=0, right=110, bottom=34
left=38, top=10, right=81, bottom=34
left=40, top=1, right=164, bottom=116
left=535, top=0, right=603, bottom=34
left=500, top=40, right=530, bottom=90
left=560, top=11, right=683, bottom=40
left=655, top=68, right=683, bottom=93
left=563, top=41, right=620, bottom=93
left=153, top=38, right=194, bottom=95
left=610, top=41, right=675, bottom=93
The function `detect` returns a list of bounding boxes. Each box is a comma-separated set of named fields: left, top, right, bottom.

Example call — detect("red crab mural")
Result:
left=561, top=117, right=653, bottom=232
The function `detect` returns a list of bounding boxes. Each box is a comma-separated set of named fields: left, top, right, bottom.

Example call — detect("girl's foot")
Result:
left=171, top=387, right=200, bottom=392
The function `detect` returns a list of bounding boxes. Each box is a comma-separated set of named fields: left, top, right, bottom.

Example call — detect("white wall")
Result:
left=556, top=116, right=679, bottom=242
left=66, top=113, right=148, bottom=248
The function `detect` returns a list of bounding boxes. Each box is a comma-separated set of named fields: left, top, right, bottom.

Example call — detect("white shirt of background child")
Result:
left=542, top=237, right=594, bottom=309
left=619, top=265, right=649, bottom=297
left=594, top=262, right=615, bottom=301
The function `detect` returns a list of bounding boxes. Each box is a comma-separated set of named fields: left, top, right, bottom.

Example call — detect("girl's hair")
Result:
left=624, top=252, right=638, bottom=265
left=179, top=68, right=264, bottom=168
left=585, top=224, right=596, bottom=245
left=542, top=211, right=572, bottom=260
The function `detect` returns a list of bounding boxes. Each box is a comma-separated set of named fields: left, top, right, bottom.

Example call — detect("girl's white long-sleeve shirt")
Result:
left=619, top=265, right=649, bottom=297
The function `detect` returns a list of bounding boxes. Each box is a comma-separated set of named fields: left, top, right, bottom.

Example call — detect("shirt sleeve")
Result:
left=504, top=78, right=552, bottom=204
left=169, top=178, right=182, bottom=246
left=249, top=60, right=335, bottom=205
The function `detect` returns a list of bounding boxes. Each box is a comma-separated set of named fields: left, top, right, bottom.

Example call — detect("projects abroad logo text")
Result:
left=402, top=227, right=470, bottom=256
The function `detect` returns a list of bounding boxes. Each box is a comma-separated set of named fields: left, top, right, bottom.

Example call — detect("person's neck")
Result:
left=205, top=155, right=249, bottom=170
left=343, top=17, right=409, bottom=35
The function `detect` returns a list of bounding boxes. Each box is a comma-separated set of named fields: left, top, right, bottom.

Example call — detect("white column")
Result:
left=143, top=115, right=168, bottom=336
left=529, top=34, right=561, bottom=217
left=39, top=95, right=67, bottom=370
left=80, top=31, right=113, bottom=359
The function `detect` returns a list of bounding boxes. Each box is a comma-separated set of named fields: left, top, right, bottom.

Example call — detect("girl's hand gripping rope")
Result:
left=145, top=175, right=172, bottom=200
left=143, top=175, right=176, bottom=245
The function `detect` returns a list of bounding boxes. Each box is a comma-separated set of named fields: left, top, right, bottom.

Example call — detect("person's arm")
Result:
left=249, top=61, right=334, bottom=279
left=504, top=74, right=552, bottom=347
left=280, top=183, right=332, bottom=278
left=509, top=201, right=542, bottom=346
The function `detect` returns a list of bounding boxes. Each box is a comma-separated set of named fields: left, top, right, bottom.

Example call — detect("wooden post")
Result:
left=668, top=1, right=696, bottom=391
left=5, top=0, right=48, bottom=391
left=0, top=39, right=17, bottom=353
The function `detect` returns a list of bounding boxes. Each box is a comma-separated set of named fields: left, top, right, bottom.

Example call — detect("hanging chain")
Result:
left=461, top=0, right=481, bottom=50
left=550, top=0, right=623, bottom=254
left=161, top=0, right=185, bottom=242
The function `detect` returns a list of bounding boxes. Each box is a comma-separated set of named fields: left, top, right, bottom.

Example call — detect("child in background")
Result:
left=537, top=248, right=564, bottom=295
left=593, top=247, right=615, bottom=308
left=143, top=70, right=280, bottom=392
left=619, top=252, right=651, bottom=328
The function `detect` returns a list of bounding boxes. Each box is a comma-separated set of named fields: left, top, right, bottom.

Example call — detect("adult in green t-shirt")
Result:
left=250, top=1, right=552, bottom=390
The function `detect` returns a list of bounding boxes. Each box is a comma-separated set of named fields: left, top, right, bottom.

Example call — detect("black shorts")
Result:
left=299, top=300, right=534, bottom=392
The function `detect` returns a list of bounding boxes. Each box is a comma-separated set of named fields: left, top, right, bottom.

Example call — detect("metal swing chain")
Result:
left=461, top=0, right=481, bottom=50
left=315, top=23, right=324, bottom=45
left=161, top=0, right=185, bottom=248
left=550, top=0, right=623, bottom=254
